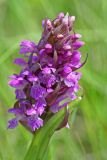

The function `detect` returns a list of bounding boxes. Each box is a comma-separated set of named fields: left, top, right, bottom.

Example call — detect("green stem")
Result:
left=24, top=109, right=65, bottom=160
left=43, top=143, right=52, bottom=160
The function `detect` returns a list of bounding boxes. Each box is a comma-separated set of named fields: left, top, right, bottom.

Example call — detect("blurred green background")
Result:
left=0, top=0, right=107, bottom=159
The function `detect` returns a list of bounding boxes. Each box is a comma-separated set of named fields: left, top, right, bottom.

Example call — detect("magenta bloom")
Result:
left=8, top=13, right=85, bottom=132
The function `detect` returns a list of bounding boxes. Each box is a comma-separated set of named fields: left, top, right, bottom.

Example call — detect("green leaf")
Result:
left=24, top=109, right=65, bottom=160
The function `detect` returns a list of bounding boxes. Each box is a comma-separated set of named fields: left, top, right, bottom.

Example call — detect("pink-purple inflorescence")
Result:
left=8, top=13, right=85, bottom=132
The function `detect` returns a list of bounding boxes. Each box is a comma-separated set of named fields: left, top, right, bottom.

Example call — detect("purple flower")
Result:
left=73, top=41, right=85, bottom=50
left=8, top=107, right=23, bottom=114
left=8, top=118, right=18, bottom=129
left=30, top=84, right=46, bottom=100
left=35, top=97, right=46, bottom=115
left=8, top=13, right=86, bottom=132
left=20, top=40, right=37, bottom=54
left=15, top=89, right=26, bottom=99
left=8, top=75, right=28, bottom=89
left=41, top=74, right=56, bottom=88
left=64, top=72, right=82, bottom=87
left=26, top=108, right=36, bottom=116
left=27, top=115, right=43, bottom=131
left=14, top=58, right=27, bottom=67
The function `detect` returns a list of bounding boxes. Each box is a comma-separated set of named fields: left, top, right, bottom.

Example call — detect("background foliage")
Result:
left=0, top=0, right=107, bottom=159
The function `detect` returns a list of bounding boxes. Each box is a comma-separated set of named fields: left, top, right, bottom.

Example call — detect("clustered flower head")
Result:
left=8, top=13, right=85, bottom=132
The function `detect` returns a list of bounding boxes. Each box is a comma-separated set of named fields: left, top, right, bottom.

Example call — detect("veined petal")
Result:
left=30, top=84, right=46, bottom=100
left=27, top=115, right=43, bottom=131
